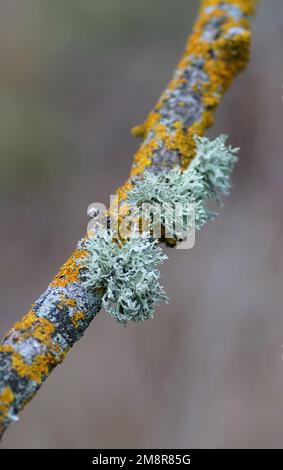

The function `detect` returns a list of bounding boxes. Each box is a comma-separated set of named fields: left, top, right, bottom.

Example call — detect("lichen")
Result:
left=77, top=231, right=168, bottom=326
left=1, top=310, right=67, bottom=385
left=190, top=134, right=239, bottom=195
left=127, top=135, right=239, bottom=240
left=0, top=387, right=14, bottom=431
left=0, top=0, right=257, bottom=436
left=78, top=135, right=238, bottom=324
left=51, top=251, right=86, bottom=288
left=71, top=311, right=85, bottom=328
left=113, top=0, right=255, bottom=206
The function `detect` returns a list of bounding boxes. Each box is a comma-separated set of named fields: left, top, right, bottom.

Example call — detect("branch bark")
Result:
left=0, top=0, right=258, bottom=438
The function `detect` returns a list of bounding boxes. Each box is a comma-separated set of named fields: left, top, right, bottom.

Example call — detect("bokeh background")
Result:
left=0, top=0, right=283, bottom=449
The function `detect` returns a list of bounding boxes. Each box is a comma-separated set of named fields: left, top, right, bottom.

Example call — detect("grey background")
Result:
left=0, top=0, right=283, bottom=448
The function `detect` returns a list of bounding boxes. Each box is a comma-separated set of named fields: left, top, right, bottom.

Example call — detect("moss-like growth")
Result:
left=127, top=135, right=239, bottom=240
left=78, top=232, right=168, bottom=326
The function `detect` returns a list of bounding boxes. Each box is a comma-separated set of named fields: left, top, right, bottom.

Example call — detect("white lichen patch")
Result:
left=78, top=232, right=168, bottom=326
left=128, top=135, right=239, bottom=240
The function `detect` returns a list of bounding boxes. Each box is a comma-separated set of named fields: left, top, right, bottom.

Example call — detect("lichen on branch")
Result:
left=127, top=135, right=239, bottom=240
left=78, top=232, right=168, bottom=326
left=124, top=0, right=256, bottom=196
left=0, top=0, right=258, bottom=438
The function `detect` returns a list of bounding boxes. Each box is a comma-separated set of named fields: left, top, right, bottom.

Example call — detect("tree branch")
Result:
left=0, top=0, right=258, bottom=438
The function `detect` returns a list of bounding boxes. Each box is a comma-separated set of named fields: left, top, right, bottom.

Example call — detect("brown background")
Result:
left=0, top=0, right=283, bottom=448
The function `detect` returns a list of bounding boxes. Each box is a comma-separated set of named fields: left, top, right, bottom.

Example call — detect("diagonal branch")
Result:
left=0, top=0, right=258, bottom=438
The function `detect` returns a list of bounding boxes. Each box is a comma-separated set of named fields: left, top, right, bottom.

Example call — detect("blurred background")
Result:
left=0, top=0, right=283, bottom=449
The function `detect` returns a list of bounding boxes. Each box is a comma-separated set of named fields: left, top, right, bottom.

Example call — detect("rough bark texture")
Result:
left=0, top=0, right=257, bottom=438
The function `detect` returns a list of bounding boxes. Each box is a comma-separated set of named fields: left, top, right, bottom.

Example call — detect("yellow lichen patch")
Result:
left=71, top=311, right=85, bottom=328
left=131, top=137, right=159, bottom=175
left=0, top=387, right=14, bottom=423
left=56, top=295, right=78, bottom=315
left=116, top=179, right=134, bottom=203
left=186, top=20, right=248, bottom=94
left=131, top=123, right=147, bottom=138
left=11, top=310, right=55, bottom=346
left=1, top=344, right=67, bottom=385
left=203, top=0, right=258, bottom=17
left=130, top=121, right=176, bottom=180
left=131, top=112, right=160, bottom=140
left=202, top=92, right=220, bottom=109
left=51, top=250, right=87, bottom=288
left=179, top=111, right=214, bottom=169
left=65, top=298, right=77, bottom=309
left=11, top=350, right=63, bottom=384
left=221, top=32, right=251, bottom=75
left=0, top=311, right=67, bottom=385
left=155, top=122, right=175, bottom=149
left=168, top=121, right=191, bottom=160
